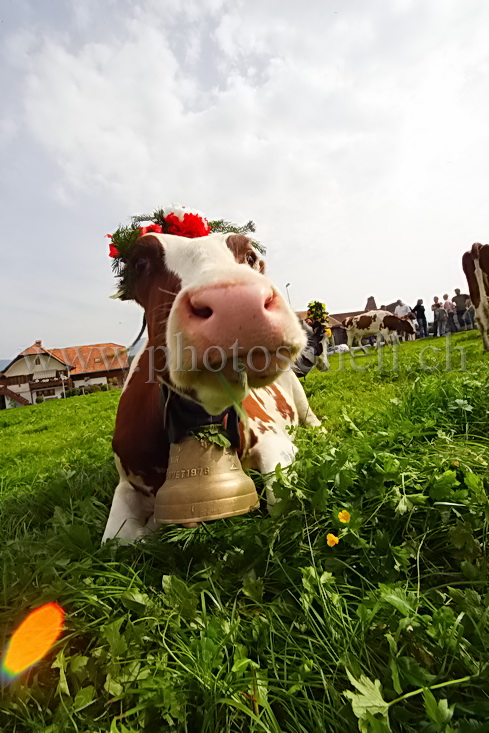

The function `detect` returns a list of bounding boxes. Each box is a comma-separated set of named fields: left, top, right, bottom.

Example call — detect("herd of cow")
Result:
left=102, top=234, right=489, bottom=542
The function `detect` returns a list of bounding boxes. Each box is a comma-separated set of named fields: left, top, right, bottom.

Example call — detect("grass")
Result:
left=1, top=331, right=489, bottom=732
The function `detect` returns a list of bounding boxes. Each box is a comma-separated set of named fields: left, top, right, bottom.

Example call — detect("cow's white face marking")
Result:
left=148, top=232, right=244, bottom=289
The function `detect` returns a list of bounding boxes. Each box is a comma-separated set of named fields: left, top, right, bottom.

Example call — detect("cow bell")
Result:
left=154, top=436, right=259, bottom=525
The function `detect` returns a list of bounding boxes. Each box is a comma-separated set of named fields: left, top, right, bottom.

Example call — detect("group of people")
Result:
left=391, top=290, right=475, bottom=338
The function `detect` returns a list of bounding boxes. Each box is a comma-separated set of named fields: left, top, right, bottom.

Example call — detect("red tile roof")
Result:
left=20, top=341, right=68, bottom=362
left=50, top=343, right=128, bottom=375
left=4, top=341, right=128, bottom=377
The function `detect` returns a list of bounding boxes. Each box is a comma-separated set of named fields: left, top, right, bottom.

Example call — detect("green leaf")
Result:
left=105, top=672, right=123, bottom=697
left=73, top=685, right=95, bottom=711
left=464, top=471, right=487, bottom=503
left=422, top=688, right=454, bottom=725
left=344, top=669, right=391, bottom=731
left=378, top=584, right=415, bottom=616
left=63, top=523, right=93, bottom=552
left=51, top=650, right=70, bottom=697
left=120, top=590, right=150, bottom=614
left=69, top=654, right=89, bottom=674
left=231, top=657, right=259, bottom=673
left=102, top=617, right=128, bottom=657
left=430, top=470, right=460, bottom=501
left=397, top=656, right=436, bottom=687
left=385, top=634, right=402, bottom=695
left=242, top=577, right=264, bottom=603
left=162, top=575, right=199, bottom=618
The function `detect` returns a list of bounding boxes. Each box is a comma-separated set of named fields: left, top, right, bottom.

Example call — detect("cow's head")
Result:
left=400, top=317, right=415, bottom=335
left=120, top=232, right=306, bottom=413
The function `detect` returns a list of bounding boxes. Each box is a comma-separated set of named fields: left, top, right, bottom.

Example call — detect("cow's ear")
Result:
left=257, top=258, right=266, bottom=274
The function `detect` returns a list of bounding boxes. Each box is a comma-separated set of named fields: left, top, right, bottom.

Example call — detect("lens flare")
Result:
left=2, top=603, right=65, bottom=677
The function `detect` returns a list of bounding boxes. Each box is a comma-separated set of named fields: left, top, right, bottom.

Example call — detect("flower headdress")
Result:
left=306, top=300, right=328, bottom=324
left=107, top=205, right=211, bottom=267
left=107, top=203, right=262, bottom=299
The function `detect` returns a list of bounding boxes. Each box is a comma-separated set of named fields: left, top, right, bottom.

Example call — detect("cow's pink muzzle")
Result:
left=178, top=283, right=290, bottom=359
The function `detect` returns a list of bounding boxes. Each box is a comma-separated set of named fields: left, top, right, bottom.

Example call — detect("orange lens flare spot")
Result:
left=3, top=603, right=65, bottom=676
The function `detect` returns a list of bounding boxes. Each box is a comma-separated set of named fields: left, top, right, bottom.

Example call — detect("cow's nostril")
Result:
left=264, top=292, right=276, bottom=310
left=191, top=305, right=213, bottom=319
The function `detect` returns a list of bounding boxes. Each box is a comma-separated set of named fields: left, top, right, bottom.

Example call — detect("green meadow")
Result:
left=1, top=331, right=488, bottom=732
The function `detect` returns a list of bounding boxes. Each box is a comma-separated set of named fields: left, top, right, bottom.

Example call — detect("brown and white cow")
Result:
left=462, top=243, right=489, bottom=351
left=343, top=310, right=415, bottom=352
left=103, top=232, right=321, bottom=542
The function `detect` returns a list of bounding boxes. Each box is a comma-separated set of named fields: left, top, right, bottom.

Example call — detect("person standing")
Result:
left=394, top=299, right=411, bottom=318
left=394, top=300, right=413, bottom=340
left=434, top=303, right=448, bottom=336
left=443, top=293, right=458, bottom=333
left=412, top=299, right=428, bottom=337
left=452, top=289, right=470, bottom=330
left=431, top=296, right=440, bottom=337
left=465, top=298, right=476, bottom=330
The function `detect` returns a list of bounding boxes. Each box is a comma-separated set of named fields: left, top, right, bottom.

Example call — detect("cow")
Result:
left=292, top=319, right=330, bottom=378
left=343, top=310, right=415, bottom=352
left=103, top=232, right=322, bottom=543
left=462, top=243, right=489, bottom=351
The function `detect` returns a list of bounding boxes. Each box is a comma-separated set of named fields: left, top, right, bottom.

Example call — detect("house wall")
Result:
left=5, top=354, right=67, bottom=379
left=5, top=383, right=32, bottom=406
left=72, top=375, right=108, bottom=387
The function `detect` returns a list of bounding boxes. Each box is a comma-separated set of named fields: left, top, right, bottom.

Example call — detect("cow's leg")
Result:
left=102, top=482, right=158, bottom=543
left=274, top=370, right=321, bottom=427
left=347, top=331, right=355, bottom=352
left=357, top=334, right=368, bottom=354
left=289, top=371, right=322, bottom=426
left=249, top=432, right=298, bottom=508
left=102, top=457, right=159, bottom=543
left=476, top=314, right=489, bottom=351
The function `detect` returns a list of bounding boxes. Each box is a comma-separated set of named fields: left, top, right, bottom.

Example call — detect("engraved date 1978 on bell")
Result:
left=167, top=467, right=211, bottom=480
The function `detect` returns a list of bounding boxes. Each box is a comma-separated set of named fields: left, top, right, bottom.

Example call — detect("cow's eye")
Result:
left=134, top=257, right=149, bottom=274
left=246, top=252, right=256, bottom=267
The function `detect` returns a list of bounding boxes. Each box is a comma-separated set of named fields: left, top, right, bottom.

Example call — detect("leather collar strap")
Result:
left=159, top=384, right=241, bottom=449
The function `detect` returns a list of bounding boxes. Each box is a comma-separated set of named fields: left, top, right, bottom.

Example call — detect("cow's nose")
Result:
left=184, top=284, right=280, bottom=350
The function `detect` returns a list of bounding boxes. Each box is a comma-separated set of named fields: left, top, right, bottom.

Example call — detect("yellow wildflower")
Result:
left=338, top=510, right=351, bottom=524
left=327, top=533, right=339, bottom=547
left=325, top=328, right=332, bottom=338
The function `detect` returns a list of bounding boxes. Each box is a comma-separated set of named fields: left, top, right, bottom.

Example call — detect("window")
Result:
left=94, top=358, right=101, bottom=363
left=34, top=357, right=40, bottom=366
left=37, top=388, right=55, bottom=397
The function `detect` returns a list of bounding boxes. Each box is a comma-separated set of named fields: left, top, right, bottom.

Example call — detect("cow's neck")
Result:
left=159, top=384, right=241, bottom=449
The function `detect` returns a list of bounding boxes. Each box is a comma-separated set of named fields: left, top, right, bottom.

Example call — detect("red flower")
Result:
left=139, top=223, right=163, bottom=236
left=165, top=212, right=210, bottom=238
left=109, top=242, right=119, bottom=258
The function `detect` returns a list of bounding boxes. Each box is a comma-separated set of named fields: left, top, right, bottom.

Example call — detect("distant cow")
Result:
left=343, top=310, right=415, bottom=352
left=462, top=243, right=489, bottom=351
left=292, top=319, right=330, bottom=378
left=103, top=232, right=321, bottom=542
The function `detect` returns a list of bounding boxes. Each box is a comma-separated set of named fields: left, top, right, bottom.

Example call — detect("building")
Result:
left=0, top=340, right=128, bottom=409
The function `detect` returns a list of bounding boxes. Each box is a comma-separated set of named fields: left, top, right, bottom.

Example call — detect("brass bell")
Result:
left=154, top=436, right=259, bottom=525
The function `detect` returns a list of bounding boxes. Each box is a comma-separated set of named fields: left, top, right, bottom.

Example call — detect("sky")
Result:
left=1, top=0, right=489, bottom=358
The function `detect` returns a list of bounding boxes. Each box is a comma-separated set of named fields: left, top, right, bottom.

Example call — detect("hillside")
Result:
left=1, top=331, right=488, bottom=732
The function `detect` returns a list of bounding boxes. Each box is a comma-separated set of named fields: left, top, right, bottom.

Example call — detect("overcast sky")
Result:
left=1, top=0, right=488, bottom=357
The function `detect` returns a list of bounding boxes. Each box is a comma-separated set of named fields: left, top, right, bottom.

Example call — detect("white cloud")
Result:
left=2, top=0, right=489, bottom=354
